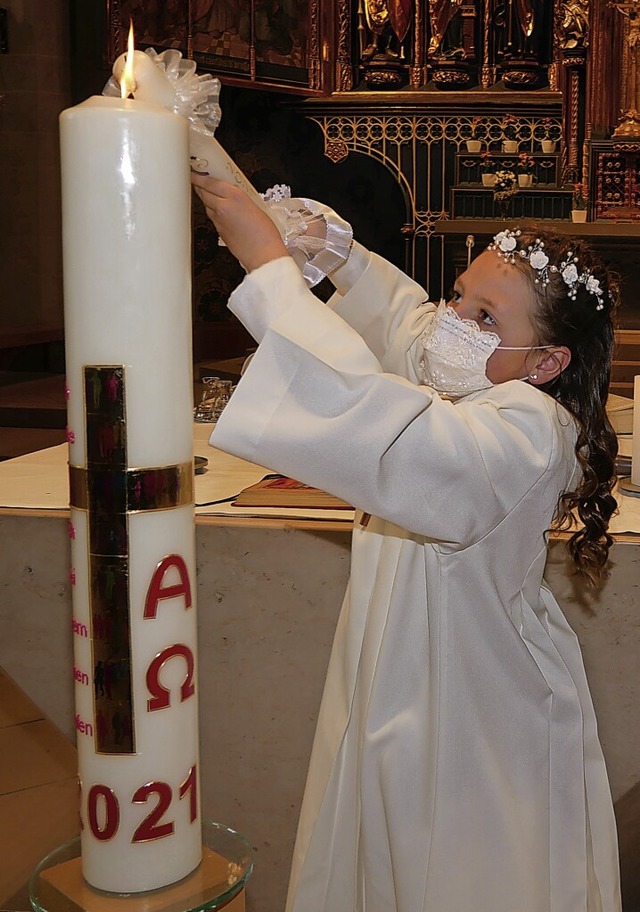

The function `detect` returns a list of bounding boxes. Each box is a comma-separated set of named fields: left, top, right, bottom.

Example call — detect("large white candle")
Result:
left=632, top=375, right=640, bottom=486
left=60, top=92, right=201, bottom=892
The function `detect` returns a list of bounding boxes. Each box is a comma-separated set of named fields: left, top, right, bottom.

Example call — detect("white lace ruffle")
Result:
left=262, top=188, right=354, bottom=287
left=104, top=48, right=222, bottom=140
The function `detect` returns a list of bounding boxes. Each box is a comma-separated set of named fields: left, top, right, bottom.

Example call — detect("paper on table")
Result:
left=0, top=426, right=355, bottom=523
left=0, top=441, right=263, bottom=513
left=0, top=444, right=70, bottom=510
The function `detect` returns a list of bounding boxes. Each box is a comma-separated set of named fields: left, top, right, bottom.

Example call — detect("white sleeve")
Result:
left=264, top=194, right=433, bottom=381
left=265, top=193, right=433, bottom=376
left=328, top=239, right=371, bottom=294
left=211, top=257, right=574, bottom=550
left=327, top=247, right=435, bottom=381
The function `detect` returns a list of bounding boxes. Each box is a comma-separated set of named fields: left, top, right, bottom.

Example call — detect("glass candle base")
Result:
left=30, top=822, right=253, bottom=912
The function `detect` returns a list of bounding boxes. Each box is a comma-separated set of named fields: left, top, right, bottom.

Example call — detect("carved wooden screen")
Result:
left=591, top=141, right=640, bottom=221
left=106, top=0, right=328, bottom=94
left=335, top=0, right=558, bottom=92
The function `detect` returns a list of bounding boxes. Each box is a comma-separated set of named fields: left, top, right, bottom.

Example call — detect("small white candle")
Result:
left=112, top=50, right=273, bottom=215
left=632, top=375, right=640, bottom=486
left=60, top=90, right=200, bottom=892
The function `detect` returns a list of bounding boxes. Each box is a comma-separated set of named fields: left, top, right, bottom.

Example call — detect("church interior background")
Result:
left=100, top=0, right=640, bottom=369
left=1, top=1, right=640, bottom=909
left=2, top=0, right=640, bottom=369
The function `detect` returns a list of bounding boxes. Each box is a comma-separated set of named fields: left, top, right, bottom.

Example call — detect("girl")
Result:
left=192, top=174, right=621, bottom=912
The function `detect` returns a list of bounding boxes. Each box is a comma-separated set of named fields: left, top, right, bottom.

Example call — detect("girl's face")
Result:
left=449, top=250, right=540, bottom=384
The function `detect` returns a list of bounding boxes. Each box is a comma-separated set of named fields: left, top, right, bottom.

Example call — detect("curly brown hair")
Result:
left=511, top=227, right=619, bottom=587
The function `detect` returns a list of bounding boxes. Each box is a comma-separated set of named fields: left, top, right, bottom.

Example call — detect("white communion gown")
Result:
left=210, top=246, right=621, bottom=912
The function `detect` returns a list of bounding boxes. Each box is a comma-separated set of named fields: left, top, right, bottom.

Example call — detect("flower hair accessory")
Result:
left=488, top=229, right=605, bottom=311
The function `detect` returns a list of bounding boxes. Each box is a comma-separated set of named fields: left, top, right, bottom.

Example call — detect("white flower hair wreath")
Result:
left=488, top=229, right=606, bottom=311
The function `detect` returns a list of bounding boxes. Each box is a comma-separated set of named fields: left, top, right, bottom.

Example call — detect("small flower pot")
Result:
left=518, top=174, right=533, bottom=187
left=540, top=140, right=556, bottom=153
left=571, top=209, right=588, bottom=222
left=482, top=173, right=497, bottom=187
left=466, top=140, right=482, bottom=153
left=502, top=140, right=518, bottom=153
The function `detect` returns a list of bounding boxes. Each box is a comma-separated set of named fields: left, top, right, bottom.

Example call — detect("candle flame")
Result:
left=121, top=21, right=136, bottom=98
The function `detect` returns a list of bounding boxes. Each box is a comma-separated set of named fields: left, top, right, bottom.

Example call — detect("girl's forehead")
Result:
left=466, top=250, right=533, bottom=305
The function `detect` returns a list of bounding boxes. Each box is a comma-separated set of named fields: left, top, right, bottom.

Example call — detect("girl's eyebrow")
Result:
left=478, top=294, right=503, bottom=328
left=454, top=280, right=500, bottom=318
left=478, top=294, right=500, bottom=313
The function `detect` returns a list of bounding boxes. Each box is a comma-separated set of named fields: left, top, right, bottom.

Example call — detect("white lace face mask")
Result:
left=420, top=301, right=547, bottom=397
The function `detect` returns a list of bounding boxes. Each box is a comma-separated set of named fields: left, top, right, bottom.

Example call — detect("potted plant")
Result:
left=571, top=181, right=588, bottom=222
left=480, top=151, right=496, bottom=187
left=493, top=170, right=519, bottom=218
left=539, top=117, right=557, bottom=153
left=517, top=152, right=535, bottom=187
left=501, top=114, right=518, bottom=152
left=466, top=117, right=483, bottom=153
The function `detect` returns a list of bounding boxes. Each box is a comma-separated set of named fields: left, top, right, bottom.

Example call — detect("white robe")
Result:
left=211, top=251, right=621, bottom=912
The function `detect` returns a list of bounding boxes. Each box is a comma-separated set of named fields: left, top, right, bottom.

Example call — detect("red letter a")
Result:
left=144, top=555, right=192, bottom=619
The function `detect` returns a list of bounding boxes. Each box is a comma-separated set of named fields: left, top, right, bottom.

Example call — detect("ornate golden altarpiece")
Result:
left=107, top=1, right=640, bottom=315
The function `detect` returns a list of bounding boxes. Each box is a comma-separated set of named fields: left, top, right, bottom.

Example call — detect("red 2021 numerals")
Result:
left=87, top=784, right=119, bottom=841
left=83, top=765, right=198, bottom=843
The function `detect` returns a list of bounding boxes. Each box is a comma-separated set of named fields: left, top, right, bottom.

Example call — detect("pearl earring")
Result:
left=529, top=373, right=538, bottom=380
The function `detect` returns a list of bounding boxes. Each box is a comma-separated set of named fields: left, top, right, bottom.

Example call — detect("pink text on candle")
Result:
left=76, top=713, right=94, bottom=737
left=74, top=665, right=90, bottom=685
left=73, top=617, right=89, bottom=637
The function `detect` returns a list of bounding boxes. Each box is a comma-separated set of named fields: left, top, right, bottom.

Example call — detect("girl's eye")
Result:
left=449, top=288, right=462, bottom=303
left=479, top=309, right=496, bottom=326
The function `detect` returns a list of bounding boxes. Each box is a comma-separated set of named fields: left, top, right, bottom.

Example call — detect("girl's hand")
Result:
left=191, top=173, right=289, bottom=272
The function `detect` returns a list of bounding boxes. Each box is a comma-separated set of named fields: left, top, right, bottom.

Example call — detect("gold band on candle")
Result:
left=70, top=462, right=194, bottom=512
